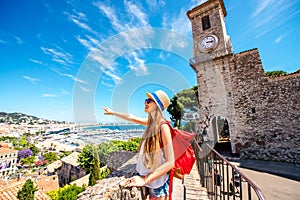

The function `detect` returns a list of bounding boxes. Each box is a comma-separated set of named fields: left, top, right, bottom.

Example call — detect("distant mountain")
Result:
left=0, top=112, right=64, bottom=125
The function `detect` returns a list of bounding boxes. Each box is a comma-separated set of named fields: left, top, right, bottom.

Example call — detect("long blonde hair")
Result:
left=139, top=106, right=165, bottom=170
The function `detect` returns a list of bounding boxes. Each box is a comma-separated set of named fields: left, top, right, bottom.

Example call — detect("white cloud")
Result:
left=42, top=93, right=57, bottom=97
left=79, top=86, right=90, bottom=92
left=51, top=68, right=87, bottom=84
left=125, top=52, right=148, bottom=76
left=164, top=0, right=207, bottom=36
left=274, top=35, right=285, bottom=44
left=15, top=36, right=24, bottom=44
left=41, top=46, right=73, bottom=66
left=124, top=0, right=150, bottom=27
left=60, top=88, right=71, bottom=96
left=104, top=70, right=122, bottom=84
left=94, top=2, right=130, bottom=32
left=66, top=10, right=101, bottom=38
left=29, top=59, right=45, bottom=65
left=144, top=0, right=167, bottom=11
left=251, top=0, right=298, bottom=29
left=23, top=76, right=40, bottom=84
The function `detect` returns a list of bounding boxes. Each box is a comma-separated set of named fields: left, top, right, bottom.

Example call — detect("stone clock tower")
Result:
left=187, top=0, right=237, bottom=152
left=187, top=0, right=300, bottom=163
left=187, top=0, right=232, bottom=63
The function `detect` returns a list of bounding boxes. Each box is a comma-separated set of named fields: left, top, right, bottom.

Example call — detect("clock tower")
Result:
left=187, top=0, right=237, bottom=152
left=187, top=0, right=232, bottom=64
left=186, top=0, right=300, bottom=163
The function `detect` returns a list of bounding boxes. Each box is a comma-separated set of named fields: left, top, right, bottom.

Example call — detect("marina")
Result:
left=38, top=124, right=145, bottom=150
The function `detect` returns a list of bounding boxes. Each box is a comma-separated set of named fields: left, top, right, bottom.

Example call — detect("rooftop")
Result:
left=70, top=174, right=89, bottom=187
left=35, top=175, right=59, bottom=193
left=47, top=160, right=62, bottom=173
left=0, top=179, right=51, bottom=200
left=61, top=152, right=80, bottom=166
left=0, top=147, right=18, bottom=155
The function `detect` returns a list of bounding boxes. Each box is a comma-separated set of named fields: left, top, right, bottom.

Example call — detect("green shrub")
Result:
left=47, top=184, right=85, bottom=200
left=265, top=70, right=287, bottom=77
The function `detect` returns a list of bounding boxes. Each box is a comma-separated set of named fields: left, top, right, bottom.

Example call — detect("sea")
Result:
left=68, top=124, right=146, bottom=145
left=83, top=124, right=145, bottom=131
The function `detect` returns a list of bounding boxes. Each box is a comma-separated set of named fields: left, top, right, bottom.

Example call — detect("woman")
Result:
left=103, top=90, right=174, bottom=200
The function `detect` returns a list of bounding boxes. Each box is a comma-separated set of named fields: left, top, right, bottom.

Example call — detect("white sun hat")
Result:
left=146, top=90, right=170, bottom=111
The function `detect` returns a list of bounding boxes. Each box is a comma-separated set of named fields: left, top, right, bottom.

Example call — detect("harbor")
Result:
left=35, top=124, right=145, bottom=151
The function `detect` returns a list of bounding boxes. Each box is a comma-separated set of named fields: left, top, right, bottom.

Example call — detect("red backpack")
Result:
left=161, top=121, right=196, bottom=200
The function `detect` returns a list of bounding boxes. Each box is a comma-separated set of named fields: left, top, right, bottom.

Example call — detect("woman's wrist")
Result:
left=143, top=174, right=151, bottom=185
left=143, top=176, right=148, bottom=185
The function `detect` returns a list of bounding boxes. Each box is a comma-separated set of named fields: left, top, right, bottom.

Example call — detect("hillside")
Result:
left=0, top=112, right=63, bottom=125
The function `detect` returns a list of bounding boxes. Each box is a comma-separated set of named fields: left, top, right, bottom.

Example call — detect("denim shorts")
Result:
left=148, top=178, right=170, bottom=198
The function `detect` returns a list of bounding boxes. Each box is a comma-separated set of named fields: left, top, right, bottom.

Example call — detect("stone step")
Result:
left=182, top=162, right=210, bottom=200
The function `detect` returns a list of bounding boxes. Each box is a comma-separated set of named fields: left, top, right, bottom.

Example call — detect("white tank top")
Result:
left=136, top=142, right=169, bottom=188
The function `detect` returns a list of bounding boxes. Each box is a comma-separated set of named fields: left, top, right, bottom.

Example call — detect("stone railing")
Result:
left=77, top=154, right=142, bottom=200
left=77, top=148, right=210, bottom=200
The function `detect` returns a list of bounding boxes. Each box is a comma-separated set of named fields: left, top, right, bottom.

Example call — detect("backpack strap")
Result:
left=169, top=169, right=174, bottom=200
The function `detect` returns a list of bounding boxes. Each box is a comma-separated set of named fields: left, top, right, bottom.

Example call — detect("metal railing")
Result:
left=192, top=142, right=266, bottom=200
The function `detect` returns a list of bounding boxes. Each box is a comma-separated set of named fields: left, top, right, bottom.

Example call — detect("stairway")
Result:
left=182, top=163, right=210, bottom=200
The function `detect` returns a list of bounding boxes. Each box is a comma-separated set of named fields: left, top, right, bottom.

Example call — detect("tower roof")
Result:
left=187, top=0, right=227, bottom=19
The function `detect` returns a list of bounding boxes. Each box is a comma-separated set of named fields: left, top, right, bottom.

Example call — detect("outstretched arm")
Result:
left=103, top=107, right=148, bottom=126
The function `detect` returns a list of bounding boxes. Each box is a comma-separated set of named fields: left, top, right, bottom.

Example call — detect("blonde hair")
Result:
left=139, top=106, right=165, bottom=170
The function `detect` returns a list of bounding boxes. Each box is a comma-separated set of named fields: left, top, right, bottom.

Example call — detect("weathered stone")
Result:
left=107, top=151, right=136, bottom=172
left=187, top=0, right=300, bottom=164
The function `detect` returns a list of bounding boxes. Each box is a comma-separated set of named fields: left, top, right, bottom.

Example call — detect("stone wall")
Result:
left=106, top=150, right=136, bottom=172
left=77, top=154, right=141, bottom=200
left=230, top=49, right=300, bottom=163
left=193, top=48, right=299, bottom=163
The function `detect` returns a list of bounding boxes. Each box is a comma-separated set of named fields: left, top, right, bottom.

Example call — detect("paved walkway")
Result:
left=175, top=159, right=300, bottom=200
left=236, top=159, right=300, bottom=181
left=183, top=163, right=209, bottom=200
left=240, top=168, right=300, bottom=200
left=171, top=162, right=209, bottom=200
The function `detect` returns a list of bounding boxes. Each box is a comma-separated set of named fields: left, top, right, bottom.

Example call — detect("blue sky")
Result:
left=0, top=0, right=299, bottom=123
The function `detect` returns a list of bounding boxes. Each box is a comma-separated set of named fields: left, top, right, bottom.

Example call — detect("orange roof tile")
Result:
left=0, top=179, right=51, bottom=200
left=0, top=147, right=18, bottom=155
left=35, top=175, right=59, bottom=193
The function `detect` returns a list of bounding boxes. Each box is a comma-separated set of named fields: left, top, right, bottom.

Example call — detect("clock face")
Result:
left=198, top=35, right=218, bottom=52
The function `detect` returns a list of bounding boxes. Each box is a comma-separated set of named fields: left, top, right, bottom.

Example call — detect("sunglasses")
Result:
left=145, top=98, right=154, bottom=104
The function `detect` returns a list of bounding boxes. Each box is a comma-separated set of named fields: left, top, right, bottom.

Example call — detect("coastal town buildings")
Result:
left=0, top=143, right=18, bottom=179
left=0, top=173, right=59, bottom=200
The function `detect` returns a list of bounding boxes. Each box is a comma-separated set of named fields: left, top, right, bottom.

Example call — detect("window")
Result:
left=202, top=15, right=211, bottom=30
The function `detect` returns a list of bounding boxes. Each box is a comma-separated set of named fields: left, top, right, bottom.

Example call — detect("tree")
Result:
left=19, top=136, right=28, bottom=148
left=78, top=144, right=95, bottom=173
left=18, top=149, right=33, bottom=161
left=88, top=146, right=101, bottom=186
left=167, top=86, right=199, bottom=128
left=43, top=152, right=58, bottom=163
left=109, top=137, right=141, bottom=152
left=265, top=70, right=287, bottom=77
left=17, top=179, right=37, bottom=200
left=29, top=144, right=40, bottom=156
left=168, top=96, right=184, bottom=127
left=97, top=141, right=119, bottom=164
left=20, top=156, right=36, bottom=166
